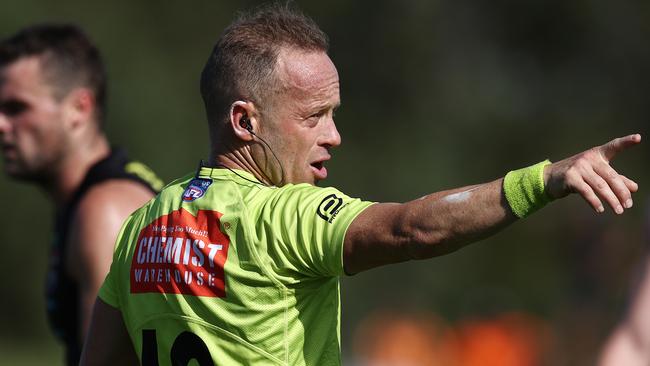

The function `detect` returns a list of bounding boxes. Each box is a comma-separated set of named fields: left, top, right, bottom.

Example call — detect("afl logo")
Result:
left=317, top=194, right=344, bottom=223
left=182, top=178, right=213, bottom=202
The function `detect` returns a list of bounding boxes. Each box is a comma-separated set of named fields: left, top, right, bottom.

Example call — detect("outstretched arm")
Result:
left=344, top=134, right=641, bottom=274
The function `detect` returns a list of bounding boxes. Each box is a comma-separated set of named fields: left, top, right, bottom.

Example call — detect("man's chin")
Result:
left=3, top=164, right=44, bottom=183
left=304, top=174, right=320, bottom=186
left=2, top=163, right=20, bottom=178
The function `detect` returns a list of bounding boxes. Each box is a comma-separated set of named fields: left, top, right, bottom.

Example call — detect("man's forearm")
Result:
left=344, top=179, right=517, bottom=273
left=396, top=179, right=517, bottom=259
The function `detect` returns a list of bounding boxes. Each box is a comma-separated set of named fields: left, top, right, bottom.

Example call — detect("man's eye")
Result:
left=310, top=111, right=327, bottom=119
left=1, top=100, right=28, bottom=116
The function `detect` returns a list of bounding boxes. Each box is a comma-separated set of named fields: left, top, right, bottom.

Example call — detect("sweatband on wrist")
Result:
left=503, top=160, right=553, bottom=218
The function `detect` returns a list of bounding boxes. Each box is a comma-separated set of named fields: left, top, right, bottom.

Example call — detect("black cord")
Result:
left=197, top=127, right=286, bottom=186
left=248, top=129, right=286, bottom=186
left=222, top=164, right=269, bottom=187
left=197, top=159, right=268, bottom=187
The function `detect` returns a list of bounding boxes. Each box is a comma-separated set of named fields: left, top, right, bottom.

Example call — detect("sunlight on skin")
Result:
left=443, top=187, right=480, bottom=204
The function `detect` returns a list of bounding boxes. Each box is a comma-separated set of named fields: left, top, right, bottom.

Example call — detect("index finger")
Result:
left=600, top=134, right=642, bottom=162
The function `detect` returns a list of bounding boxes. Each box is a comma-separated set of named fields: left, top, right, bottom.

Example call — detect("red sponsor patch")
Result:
left=130, top=208, right=229, bottom=297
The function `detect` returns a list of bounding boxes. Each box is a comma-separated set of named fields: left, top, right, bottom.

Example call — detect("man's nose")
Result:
left=322, top=118, right=341, bottom=148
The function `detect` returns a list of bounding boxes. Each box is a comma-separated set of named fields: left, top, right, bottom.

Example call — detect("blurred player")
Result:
left=599, top=204, right=650, bottom=365
left=0, top=24, right=163, bottom=365
left=80, top=4, right=640, bottom=365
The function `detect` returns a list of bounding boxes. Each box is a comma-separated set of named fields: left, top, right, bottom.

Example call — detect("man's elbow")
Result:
left=399, top=224, right=459, bottom=260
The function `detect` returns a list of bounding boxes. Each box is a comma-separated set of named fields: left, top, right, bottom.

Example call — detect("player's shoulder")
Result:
left=75, top=179, right=154, bottom=227
left=252, top=183, right=362, bottom=223
left=270, top=183, right=352, bottom=204
left=77, top=179, right=155, bottom=217
left=275, top=182, right=342, bottom=195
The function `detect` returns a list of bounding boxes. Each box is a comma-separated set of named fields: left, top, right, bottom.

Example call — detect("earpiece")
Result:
left=239, top=116, right=253, bottom=132
left=235, top=110, right=285, bottom=185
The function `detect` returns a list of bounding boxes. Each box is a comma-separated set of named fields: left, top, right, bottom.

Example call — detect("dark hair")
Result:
left=0, top=23, right=107, bottom=124
left=200, top=2, right=329, bottom=130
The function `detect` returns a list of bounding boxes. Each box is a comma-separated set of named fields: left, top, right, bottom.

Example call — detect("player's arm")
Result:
left=80, top=298, right=139, bottom=366
left=344, top=134, right=641, bottom=274
left=599, top=254, right=650, bottom=365
left=66, top=180, right=154, bottom=343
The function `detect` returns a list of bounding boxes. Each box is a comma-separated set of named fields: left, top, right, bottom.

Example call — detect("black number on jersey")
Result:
left=142, top=329, right=214, bottom=366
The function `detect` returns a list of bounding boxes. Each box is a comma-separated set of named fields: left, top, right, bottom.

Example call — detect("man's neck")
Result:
left=210, top=150, right=275, bottom=186
left=46, top=134, right=111, bottom=206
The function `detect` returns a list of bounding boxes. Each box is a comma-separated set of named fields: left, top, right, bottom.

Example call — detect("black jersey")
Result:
left=45, top=148, right=163, bottom=366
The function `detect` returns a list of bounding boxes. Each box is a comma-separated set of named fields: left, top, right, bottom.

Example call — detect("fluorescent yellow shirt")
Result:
left=99, top=167, right=373, bottom=365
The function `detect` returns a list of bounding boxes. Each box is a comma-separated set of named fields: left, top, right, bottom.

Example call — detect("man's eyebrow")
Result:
left=304, top=101, right=339, bottom=114
left=321, top=101, right=341, bottom=111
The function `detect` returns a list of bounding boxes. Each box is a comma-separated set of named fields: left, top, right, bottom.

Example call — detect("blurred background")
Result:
left=0, top=0, right=648, bottom=364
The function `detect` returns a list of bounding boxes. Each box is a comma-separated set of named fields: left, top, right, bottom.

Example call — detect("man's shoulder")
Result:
left=76, top=179, right=155, bottom=219
left=64, top=180, right=157, bottom=281
left=268, top=183, right=353, bottom=205
left=272, top=182, right=343, bottom=196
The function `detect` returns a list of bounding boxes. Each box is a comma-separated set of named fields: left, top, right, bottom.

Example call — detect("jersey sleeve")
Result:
left=259, top=184, right=373, bottom=278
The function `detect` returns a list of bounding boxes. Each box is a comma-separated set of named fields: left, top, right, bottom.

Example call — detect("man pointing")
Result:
left=81, top=4, right=640, bottom=365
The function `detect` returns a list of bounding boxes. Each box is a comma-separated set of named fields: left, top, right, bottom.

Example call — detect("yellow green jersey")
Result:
left=98, top=167, right=373, bottom=365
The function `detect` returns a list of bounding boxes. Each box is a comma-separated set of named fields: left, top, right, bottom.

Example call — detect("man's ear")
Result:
left=230, top=101, right=256, bottom=141
left=62, top=88, right=96, bottom=131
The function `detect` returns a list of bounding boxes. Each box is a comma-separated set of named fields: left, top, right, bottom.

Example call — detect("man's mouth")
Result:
left=310, top=160, right=328, bottom=180
left=0, top=143, right=15, bottom=156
